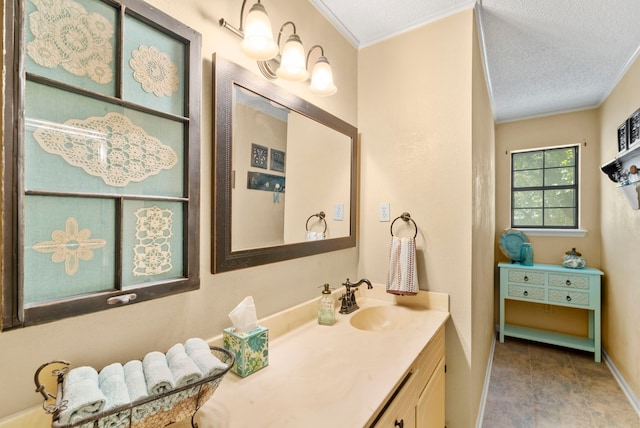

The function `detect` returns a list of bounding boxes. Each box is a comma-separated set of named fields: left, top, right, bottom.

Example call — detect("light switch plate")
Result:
left=333, top=203, right=344, bottom=221
left=379, top=203, right=390, bottom=222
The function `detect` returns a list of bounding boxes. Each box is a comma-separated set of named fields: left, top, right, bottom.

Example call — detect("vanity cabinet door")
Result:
left=416, top=357, right=445, bottom=428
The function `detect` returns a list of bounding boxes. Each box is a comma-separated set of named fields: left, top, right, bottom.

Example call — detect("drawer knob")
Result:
left=524, top=276, right=529, bottom=282
left=394, top=420, right=404, bottom=428
left=566, top=295, right=572, bottom=302
left=566, top=280, right=572, bottom=286
left=523, top=290, right=528, bottom=296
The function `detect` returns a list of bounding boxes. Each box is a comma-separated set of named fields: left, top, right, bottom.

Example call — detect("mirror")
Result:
left=212, top=54, right=357, bottom=273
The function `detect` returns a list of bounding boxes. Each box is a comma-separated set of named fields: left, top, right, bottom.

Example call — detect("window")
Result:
left=511, top=146, right=578, bottom=229
left=2, top=0, right=202, bottom=329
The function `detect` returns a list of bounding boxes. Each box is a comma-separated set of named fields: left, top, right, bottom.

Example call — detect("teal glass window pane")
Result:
left=544, top=208, right=576, bottom=227
left=121, top=200, right=185, bottom=287
left=544, top=189, right=575, bottom=208
left=23, top=195, right=116, bottom=304
left=513, top=209, right=543, bottom=226
left=544, top=167, right=575, bottom=186
left=513, top=190, right=542, bottom=208
left=25, top=0, right=118, bottom=97
left=513, top=170, right=543, bottom=188
left=25, top=81, right=185, bottom=198
left=513, top=151, right=543, bottom=170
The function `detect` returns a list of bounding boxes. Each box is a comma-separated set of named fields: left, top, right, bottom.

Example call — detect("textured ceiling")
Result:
left=310, top=0, right=640, bottom=122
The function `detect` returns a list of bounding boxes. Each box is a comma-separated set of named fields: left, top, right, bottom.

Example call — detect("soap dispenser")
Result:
left=318, top=284, right=336, bottom=326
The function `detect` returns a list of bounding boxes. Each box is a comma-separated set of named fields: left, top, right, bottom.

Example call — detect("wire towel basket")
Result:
left=34, top=346, right=234, bottom=428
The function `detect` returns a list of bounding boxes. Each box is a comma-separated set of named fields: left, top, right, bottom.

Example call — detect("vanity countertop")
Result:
left=191, top=285, right=450, bottom=428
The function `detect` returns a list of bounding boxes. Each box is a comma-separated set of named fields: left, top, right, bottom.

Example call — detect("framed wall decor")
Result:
left=2, top=0, right=202, bottom=328
left=251, top=143, right=269, bottom=169
left=618, top=120, right=629, bottom=153
left=628, top=108, right=640, bottom=150
left=271, top=149, right=286, bottom=172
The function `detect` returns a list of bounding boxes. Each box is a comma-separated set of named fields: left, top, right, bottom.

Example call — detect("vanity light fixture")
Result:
left=219, top=0, right=337, bottom=95
left=307, top=45, right=337, bottom=96
left=219, top=0, right=278, bottom=61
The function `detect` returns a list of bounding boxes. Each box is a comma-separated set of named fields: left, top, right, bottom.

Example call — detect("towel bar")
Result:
left=390, top=212, right=418, bottom=239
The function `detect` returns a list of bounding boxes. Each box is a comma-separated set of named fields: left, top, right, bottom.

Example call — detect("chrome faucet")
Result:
left=339, top=278, right=373, bottom=314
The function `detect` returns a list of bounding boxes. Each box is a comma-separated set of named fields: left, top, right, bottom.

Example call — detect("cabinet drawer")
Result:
left=508, top=284, right=545, bottom=301
left=548, top=273, right=589, bottom=290
left=414, top=326, right=445, bottom=389
left=548, top=289, right=590, bottom=307
left=506, top=270, right=545, bottom=285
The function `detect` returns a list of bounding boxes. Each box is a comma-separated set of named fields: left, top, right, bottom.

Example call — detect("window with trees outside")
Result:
left=511, top=146, right=578, bottom=229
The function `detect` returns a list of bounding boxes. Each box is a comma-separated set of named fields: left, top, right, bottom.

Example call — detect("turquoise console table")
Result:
left=498, top=262, right=603, bottom=362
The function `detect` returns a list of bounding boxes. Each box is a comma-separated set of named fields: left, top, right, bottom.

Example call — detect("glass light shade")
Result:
left=240, top=3, right=278, bottom=60
left=276, top=34, right=309, bottom=82
left=309, top=57, right=337, bottom=96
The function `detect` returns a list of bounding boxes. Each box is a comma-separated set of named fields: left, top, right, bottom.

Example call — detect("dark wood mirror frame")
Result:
left=212, top=54, right=358, bottom=273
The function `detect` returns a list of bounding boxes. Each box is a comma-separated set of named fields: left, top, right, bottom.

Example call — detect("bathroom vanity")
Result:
left=498, top=262, right=603, bottom=362
left=194, top=285, right=450, bottom=428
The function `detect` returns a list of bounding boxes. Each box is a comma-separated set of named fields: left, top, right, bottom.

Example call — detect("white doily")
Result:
left=133, top=206, right=173, bottom=276
left=32, top=217, right=107, bottom=276
left=32, top=112, right=178, bottom=187
left=130, top=45, right=179, bottom=97
left=27, top=0, right=114, bottom=84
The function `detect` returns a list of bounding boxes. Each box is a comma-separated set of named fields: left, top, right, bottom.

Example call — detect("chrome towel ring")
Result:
left=390, top=212, right=418, bottom=239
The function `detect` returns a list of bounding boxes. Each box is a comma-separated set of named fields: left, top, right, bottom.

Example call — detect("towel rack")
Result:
left=306, top=211, right=327, bottom=234
left=390, top=212, right=418, bottom=239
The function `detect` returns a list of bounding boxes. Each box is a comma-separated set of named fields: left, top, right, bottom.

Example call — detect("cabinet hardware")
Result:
left=566, top=295, right=572, bottom=302
left=524, top=276, right=529, bottom=282
left=566, top=280, right=571, bottom=286
left=107, top=293, right=137, bottom=305
left=523, top=290, right=528, bottom=296
left=394, top=419, right=404, bottom=428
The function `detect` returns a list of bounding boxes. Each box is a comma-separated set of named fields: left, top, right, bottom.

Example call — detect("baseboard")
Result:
left=475, top=327, right=498, bottom=428
left=603, top=349, right=640, bottom=417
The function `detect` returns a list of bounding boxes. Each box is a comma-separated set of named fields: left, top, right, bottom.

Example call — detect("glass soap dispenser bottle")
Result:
left=318, top=283, right=336, bottom=326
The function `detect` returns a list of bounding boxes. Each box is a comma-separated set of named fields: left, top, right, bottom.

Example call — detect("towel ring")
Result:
left=390, top=212, right=418, bottom=239
left=306, top=211, right=327, bottom=234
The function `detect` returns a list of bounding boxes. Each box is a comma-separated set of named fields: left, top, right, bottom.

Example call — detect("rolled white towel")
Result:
left=166, top=343, right=202, bottom=387
left=123, top=360, right=148, bottom=403
left=98, top=363, right=130, bottom=410
left=58, top=366, right=106, bottom=425
left=142, top=351, right=174, bottom=395
left=184, top=338, right=228, bottom=377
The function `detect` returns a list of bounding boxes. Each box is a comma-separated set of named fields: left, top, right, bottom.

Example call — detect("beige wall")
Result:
left=599, top=55, right=640, bottom=401
left=494, top=110, right=602, bottom=336
left=0, top=0, right=358, bottom=418
left=470, top=15, right=496, bottom=423
left=232, top=103, right=286, bottom=249
left=358, top=8, right=494, bottom=427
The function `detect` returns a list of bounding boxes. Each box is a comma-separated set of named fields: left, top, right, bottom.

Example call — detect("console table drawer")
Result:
left=548, top=273, right=589, bottom=290
left=548, top=289, right=590, bottom=307
left=508, top=284, right=545, bottom=301
left=507, top=270, right=545, bottom=285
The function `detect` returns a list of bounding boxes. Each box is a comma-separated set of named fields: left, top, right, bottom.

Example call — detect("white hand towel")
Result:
left=184, top=338, right=228, bottom=377
left=142, top=351, right=175, bottom=395
left=58, top=366, right=106, bottom=425
left=166, top=343, right=202, bottom=387
left=123, top=360, right=148, bottom=403
left=386, top=236, right=419, bottom=295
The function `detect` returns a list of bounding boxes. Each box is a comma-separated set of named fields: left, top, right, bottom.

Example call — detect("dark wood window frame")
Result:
left=2, top=0, right=202, bottom=329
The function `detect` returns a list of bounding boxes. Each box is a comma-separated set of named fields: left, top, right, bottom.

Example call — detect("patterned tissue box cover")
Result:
left=223, top=325, right=269, bottom=377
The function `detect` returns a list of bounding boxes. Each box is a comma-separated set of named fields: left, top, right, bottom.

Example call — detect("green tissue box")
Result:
left=223, top=325, right=269, bottom=377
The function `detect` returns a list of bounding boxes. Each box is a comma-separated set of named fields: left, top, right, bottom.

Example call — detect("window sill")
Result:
left=519, top=229, right=587, bottom=238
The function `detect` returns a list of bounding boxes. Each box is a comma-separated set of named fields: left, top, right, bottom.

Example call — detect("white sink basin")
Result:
left=349, top=305, right=415, bottom=331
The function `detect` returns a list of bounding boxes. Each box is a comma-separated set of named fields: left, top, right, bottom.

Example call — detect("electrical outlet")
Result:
left=333, top=203, right=344, bottom=221
left=379, top=203, right=390, bottom=222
